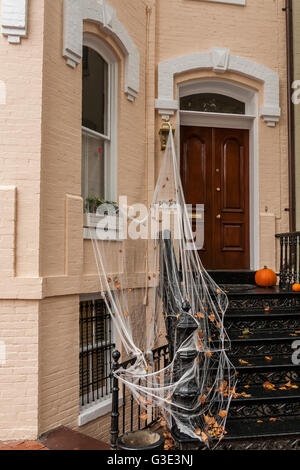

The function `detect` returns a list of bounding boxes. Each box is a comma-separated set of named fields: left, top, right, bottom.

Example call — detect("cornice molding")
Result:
left=1, top=0, right=28, bottom=44
left=63, top=0, right=140, bottom=102
left=155, top=47, right=281, bottom=127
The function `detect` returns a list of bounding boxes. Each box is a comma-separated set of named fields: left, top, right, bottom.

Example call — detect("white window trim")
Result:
left=79, top=293, right=117, bottom=425
left=198, top=0, right=246, bottom=5
left=83, top=34, right=118, bottom=239
left=79, top=396, right=123, bottom=427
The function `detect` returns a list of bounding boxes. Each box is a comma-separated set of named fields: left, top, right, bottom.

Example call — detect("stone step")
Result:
left=233, top=382, right=300, bottom=404
left=231, top=355, right=299, bottom=372
left=225, top=309, right=300, bottom=319
left=229, top=330, right=300, bottom=343
left=225, top=415, right=300, bottom=441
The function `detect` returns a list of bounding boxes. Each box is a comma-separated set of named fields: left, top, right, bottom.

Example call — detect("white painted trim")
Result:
left=156, top=48, right=280, bottom=127
left=1, top=0, right=28, bottom=43
left=199, top=0, right=246, bottom=5
left=79, top=396, right=123, bottom=427
left=178, top=80, right=260, bottom=270
left=63, top=0, right=140, bottom=102
left=180, top=111, right=255, bottom=129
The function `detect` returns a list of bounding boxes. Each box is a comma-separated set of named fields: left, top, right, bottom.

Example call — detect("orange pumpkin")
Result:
left=255, top=267, right=277, bottom=287
left=292, top=284, right=300, bottom=292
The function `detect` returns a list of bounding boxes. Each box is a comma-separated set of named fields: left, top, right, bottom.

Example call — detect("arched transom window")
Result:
left=180, top=93, right=246, bottom=115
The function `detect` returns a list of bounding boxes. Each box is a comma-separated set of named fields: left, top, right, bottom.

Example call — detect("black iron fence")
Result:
left=110, top=344, right=170, bottom=450
left=276, top=232, right=300, bottom=289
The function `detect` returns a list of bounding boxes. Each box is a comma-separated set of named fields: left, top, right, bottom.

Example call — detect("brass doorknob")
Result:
left=216, top=214, right=221, bottom=219
left=216, top=187, right=221, bottom=192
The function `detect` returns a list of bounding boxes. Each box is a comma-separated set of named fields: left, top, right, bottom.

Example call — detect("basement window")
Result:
left=79, top=296, right=115, bottom=424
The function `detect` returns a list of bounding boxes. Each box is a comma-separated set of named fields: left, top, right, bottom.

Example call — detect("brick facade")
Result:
left=0, top=0, right=289, bottom=441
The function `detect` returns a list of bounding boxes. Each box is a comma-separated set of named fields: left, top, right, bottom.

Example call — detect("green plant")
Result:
left=85, top=196, right=119, bottom=214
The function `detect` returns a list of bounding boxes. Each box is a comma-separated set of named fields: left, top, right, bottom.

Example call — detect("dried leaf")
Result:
left=242, top=329, right=252, bottom=335
left=140, top=413, right=147, bottom=421
left=219, top=410, right=228, bottom=419
left=196, top=312, right=205, bottom=320
left=263, top=381, right=276, bottom=391
left=265, top=356, right=273, bottom=362
left=239, top=359, right=250, bottom=365
left=200, top=395, right=207, bottom=405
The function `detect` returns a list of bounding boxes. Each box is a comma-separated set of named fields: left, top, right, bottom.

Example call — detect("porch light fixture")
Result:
left=159, top=121, right=175, bottom=151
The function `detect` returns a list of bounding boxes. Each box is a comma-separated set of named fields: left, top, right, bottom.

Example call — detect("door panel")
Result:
left=180, top=126, right=250, bottom=270
left=180, top=127, right=212, bottom=268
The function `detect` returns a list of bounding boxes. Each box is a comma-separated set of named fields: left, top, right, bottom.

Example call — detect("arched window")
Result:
left=180, top=93, right=245, bottom=115
left=82, top=38, right=118, bottom=214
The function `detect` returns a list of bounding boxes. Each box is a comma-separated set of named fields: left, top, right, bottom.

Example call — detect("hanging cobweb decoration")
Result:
left=89, top=129, right=237, bottom=448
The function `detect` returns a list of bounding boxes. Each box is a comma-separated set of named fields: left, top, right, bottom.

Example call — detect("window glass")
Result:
left=180, top=93, right=245, bottom=114
left=82, top=132, right=105, bottom=209
left=82, top=45, right=111, bottom=213
left=82, top=46, right=108, bottom=135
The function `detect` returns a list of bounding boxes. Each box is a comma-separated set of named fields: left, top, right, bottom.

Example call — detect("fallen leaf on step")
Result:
left=239, top=359, right=254, bottom=366
left=269, top=418, right=278, bottom=422
left=263, top=381, right=276, bottom=391
left=285, top=381, right=299, bottom=389
left=265, top=356, right=273, bottom=361
left=257, top=420, right=263, bottom=423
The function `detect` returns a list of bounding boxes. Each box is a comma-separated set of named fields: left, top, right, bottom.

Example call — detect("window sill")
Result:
left=79, top=396, right=123, bottom=427
left=83, top=213, right=122, bottom=241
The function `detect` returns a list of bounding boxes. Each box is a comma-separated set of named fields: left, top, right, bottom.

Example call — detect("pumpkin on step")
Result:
left=255, top=267, right=277, bottom=288
left=292, top=284, right=300, bottom=292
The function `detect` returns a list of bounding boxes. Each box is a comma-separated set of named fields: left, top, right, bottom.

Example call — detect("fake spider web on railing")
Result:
left=89, top=129, right=237, bottom=447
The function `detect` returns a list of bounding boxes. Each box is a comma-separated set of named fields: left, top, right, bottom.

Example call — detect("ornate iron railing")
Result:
left=276, top=231, right=300, bottom=289
left=110, top=344, right=170, bottom=450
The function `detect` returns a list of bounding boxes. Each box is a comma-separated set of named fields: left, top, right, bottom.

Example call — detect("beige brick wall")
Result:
left=0, top=300, right=39, bottom=440
left=38, top=295, right=79, bottom=436
left=37, top=0, right=150, bottom=442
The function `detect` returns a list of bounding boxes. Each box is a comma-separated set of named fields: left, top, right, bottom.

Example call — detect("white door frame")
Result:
left=177, top=80, right=260, bottom=270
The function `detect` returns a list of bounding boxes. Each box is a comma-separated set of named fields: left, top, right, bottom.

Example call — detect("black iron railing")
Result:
left=276, top=231, right=300, bottom=289
left=110, top=344, right=170, bottom=450
left=80, top=299, right=115, bottom=407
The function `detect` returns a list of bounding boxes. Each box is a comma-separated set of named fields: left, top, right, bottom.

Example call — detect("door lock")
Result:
left=216, top=214, right=221, bottom=219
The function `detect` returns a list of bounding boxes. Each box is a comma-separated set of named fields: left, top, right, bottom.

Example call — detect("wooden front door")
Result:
left=180, top=126, right=250, bottom=270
